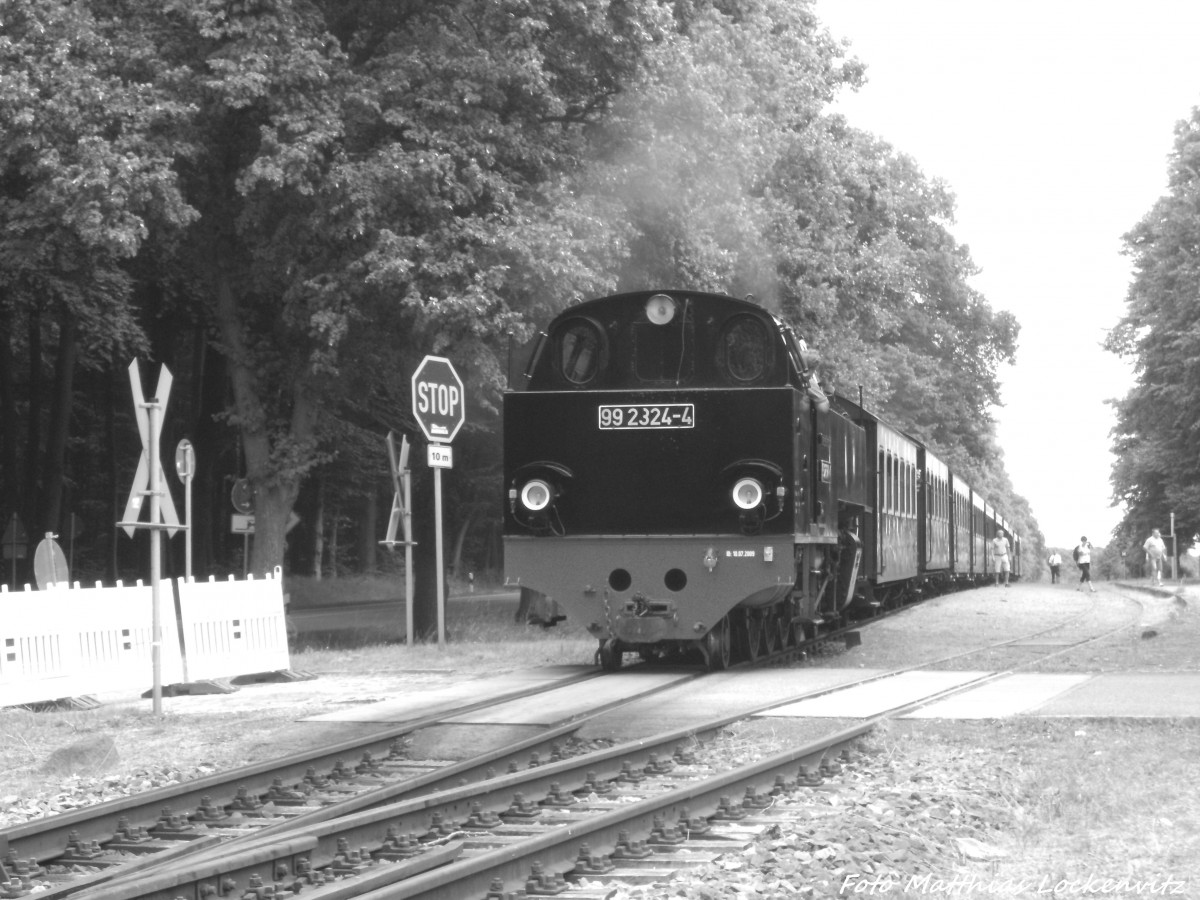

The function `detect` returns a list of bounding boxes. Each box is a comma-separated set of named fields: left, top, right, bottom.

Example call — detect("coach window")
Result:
left=885, top=453, right=892, bottom=514
left=556, top=317, right=606, bottom=386
left=717, top=314, right=772, bottom=384
left=906, top=461, right=914, bottom=518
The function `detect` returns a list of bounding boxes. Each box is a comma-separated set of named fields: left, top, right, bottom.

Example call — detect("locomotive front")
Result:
left=503, top=290, right=828, bottom=669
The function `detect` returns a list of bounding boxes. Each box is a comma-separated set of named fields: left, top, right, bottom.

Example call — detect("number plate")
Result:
left=598, top=403, right=695, bottom=430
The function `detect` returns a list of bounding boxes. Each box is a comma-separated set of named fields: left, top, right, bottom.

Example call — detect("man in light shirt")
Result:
left=1143, top=528, right=1166, bottom=586
left=991, top=529, right=1011, bottom=588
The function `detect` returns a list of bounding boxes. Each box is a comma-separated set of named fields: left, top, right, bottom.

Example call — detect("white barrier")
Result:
left=0, top=580, right=185, bottom=708
left=1, top=569, right=301, bottom=708
left=174, top=568, right=292, bottom=684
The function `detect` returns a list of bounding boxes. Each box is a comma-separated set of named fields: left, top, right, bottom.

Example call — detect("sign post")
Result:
left=175, top=439, right=195, bottom=580
left=116, top=360, right=181, bottom=716
left=411, top=356, right=466, bottom=647
left=231, top=478, right=254, bottom=577
left=381, top=432, right=415, bottom=646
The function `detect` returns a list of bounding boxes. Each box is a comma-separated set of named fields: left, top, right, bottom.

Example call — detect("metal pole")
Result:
left=404, top=468, right=414, bottom=649
left=184, top=471, right=193, bottom=580
left=1171, top=511, right=1178, bottom=583
left=434, top=465, right=445, bottom=647
left=148, top=398, right=163, bottom=716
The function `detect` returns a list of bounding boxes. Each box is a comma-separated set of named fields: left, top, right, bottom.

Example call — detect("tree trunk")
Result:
left=0, top=301, right=18, bottom=513
left=450, top=505, right=476, bottom=578
left=251, top=482, right=292, bottom=578
left=24, top=306, right=43, bottom=536
left=43, top=309, right=79, bottom=536
left=327, top=504, right=339, bottom=578
left=106, top=364, right=119, bottom=583
left=210, top=249, right=316, bottom=576
left=192, top=333, right=228, bottom=578
left=312, top=476, right=325, bottom=579
left=361, top=489, right=378, bottom=573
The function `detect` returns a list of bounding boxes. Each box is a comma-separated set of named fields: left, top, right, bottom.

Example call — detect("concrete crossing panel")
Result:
left=904, top=673, right=1092, bottom=719
left=444, top=670, right=696, bottom=725
left=1032, top=673, right=1200, bottom=718
left=758, top=670, right=991, bottom=719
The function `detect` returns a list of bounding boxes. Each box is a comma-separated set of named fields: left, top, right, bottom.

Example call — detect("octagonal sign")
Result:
left=412, top=355, right=466, bottom=444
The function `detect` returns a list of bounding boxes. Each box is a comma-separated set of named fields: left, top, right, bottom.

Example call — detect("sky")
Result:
left=813, top=0, right=1200, bottom=549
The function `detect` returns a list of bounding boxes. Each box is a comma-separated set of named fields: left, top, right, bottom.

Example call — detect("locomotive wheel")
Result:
left=763, top=610, right=780, bottom=655
left=599, top=638, right=624, bottom=672
left=703, top=618, right=731, bottom=671
left=743, top=611, right=762, bottom=662
left=779, top=615, right=795, bottom=650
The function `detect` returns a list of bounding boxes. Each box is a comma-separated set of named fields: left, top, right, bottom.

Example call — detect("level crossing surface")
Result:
left=298, top=664, right=1200, bottom=734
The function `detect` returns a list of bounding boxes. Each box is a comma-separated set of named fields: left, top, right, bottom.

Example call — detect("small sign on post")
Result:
left=175, top=439, right=195, bottom=580
left=427, top=444, right=453, bottom=469
left=411, top=356, right=466, bottom=647
left=231, top=478, right=253, bottom=577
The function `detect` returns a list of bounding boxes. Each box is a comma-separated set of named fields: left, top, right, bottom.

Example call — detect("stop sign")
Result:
left=412, top=355, right=466, bottom=443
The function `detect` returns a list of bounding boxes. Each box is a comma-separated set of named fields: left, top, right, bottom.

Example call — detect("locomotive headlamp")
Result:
left=645, top=293, right=676, bottom=325
left=520, top=479, right=554, bottom=512
left=732, top=477, right=764, bottom=510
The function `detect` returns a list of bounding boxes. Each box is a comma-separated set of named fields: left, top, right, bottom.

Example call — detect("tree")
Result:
left=1107, top=107, right=1200, bottom=545
left=0, top=0, right=194, bottom=568
left=0, top=0, right=1037, bottom=591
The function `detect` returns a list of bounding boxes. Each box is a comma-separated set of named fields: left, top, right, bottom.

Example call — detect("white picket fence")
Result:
left=0, top=568, right=297, bottom=708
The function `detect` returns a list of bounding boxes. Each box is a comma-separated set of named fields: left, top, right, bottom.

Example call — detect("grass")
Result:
left=286, top=583, right=596, bottom=656
left=874, top=717, right=1200, bottom=890
left=284, top=573, right=502, bottom=608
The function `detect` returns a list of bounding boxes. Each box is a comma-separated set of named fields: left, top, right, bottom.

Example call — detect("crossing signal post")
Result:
left=411, top=356, right=466, bottom=647
left=116, top=360, right=183, bottom=715
left=381, top=432, right=415, bottom=646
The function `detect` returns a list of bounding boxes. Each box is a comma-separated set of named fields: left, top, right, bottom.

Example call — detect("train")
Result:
left=502, top=289, right=1021, bottom=670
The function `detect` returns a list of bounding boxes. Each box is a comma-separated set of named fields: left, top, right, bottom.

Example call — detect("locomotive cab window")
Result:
left=716, top=314, right=773, bottom=384
left=555, top=317, right=606, bottom=386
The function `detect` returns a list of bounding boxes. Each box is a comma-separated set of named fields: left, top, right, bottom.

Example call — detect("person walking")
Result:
left=1143, top=528, right=1166, bottom=586
left=1047, top=550, right=1062, bottom=584
left=991, top=529, right=1011, bottom=587
left=1073, top=536, right=1096, bottom=593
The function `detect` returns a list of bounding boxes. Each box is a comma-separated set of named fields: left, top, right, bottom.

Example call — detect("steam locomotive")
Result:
left=503, top=290, right=1021, bottom=670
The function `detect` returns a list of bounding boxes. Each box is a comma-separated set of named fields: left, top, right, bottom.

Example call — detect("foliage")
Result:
left=0, top=0, right=195, bottom=343
left=1107, top=107, right=1200, bottom=551
left=0, top=0, right=1028, bottom=585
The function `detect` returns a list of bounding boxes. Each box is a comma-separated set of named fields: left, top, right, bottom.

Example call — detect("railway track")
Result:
left=0, top=593, right=1147, bottom=900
